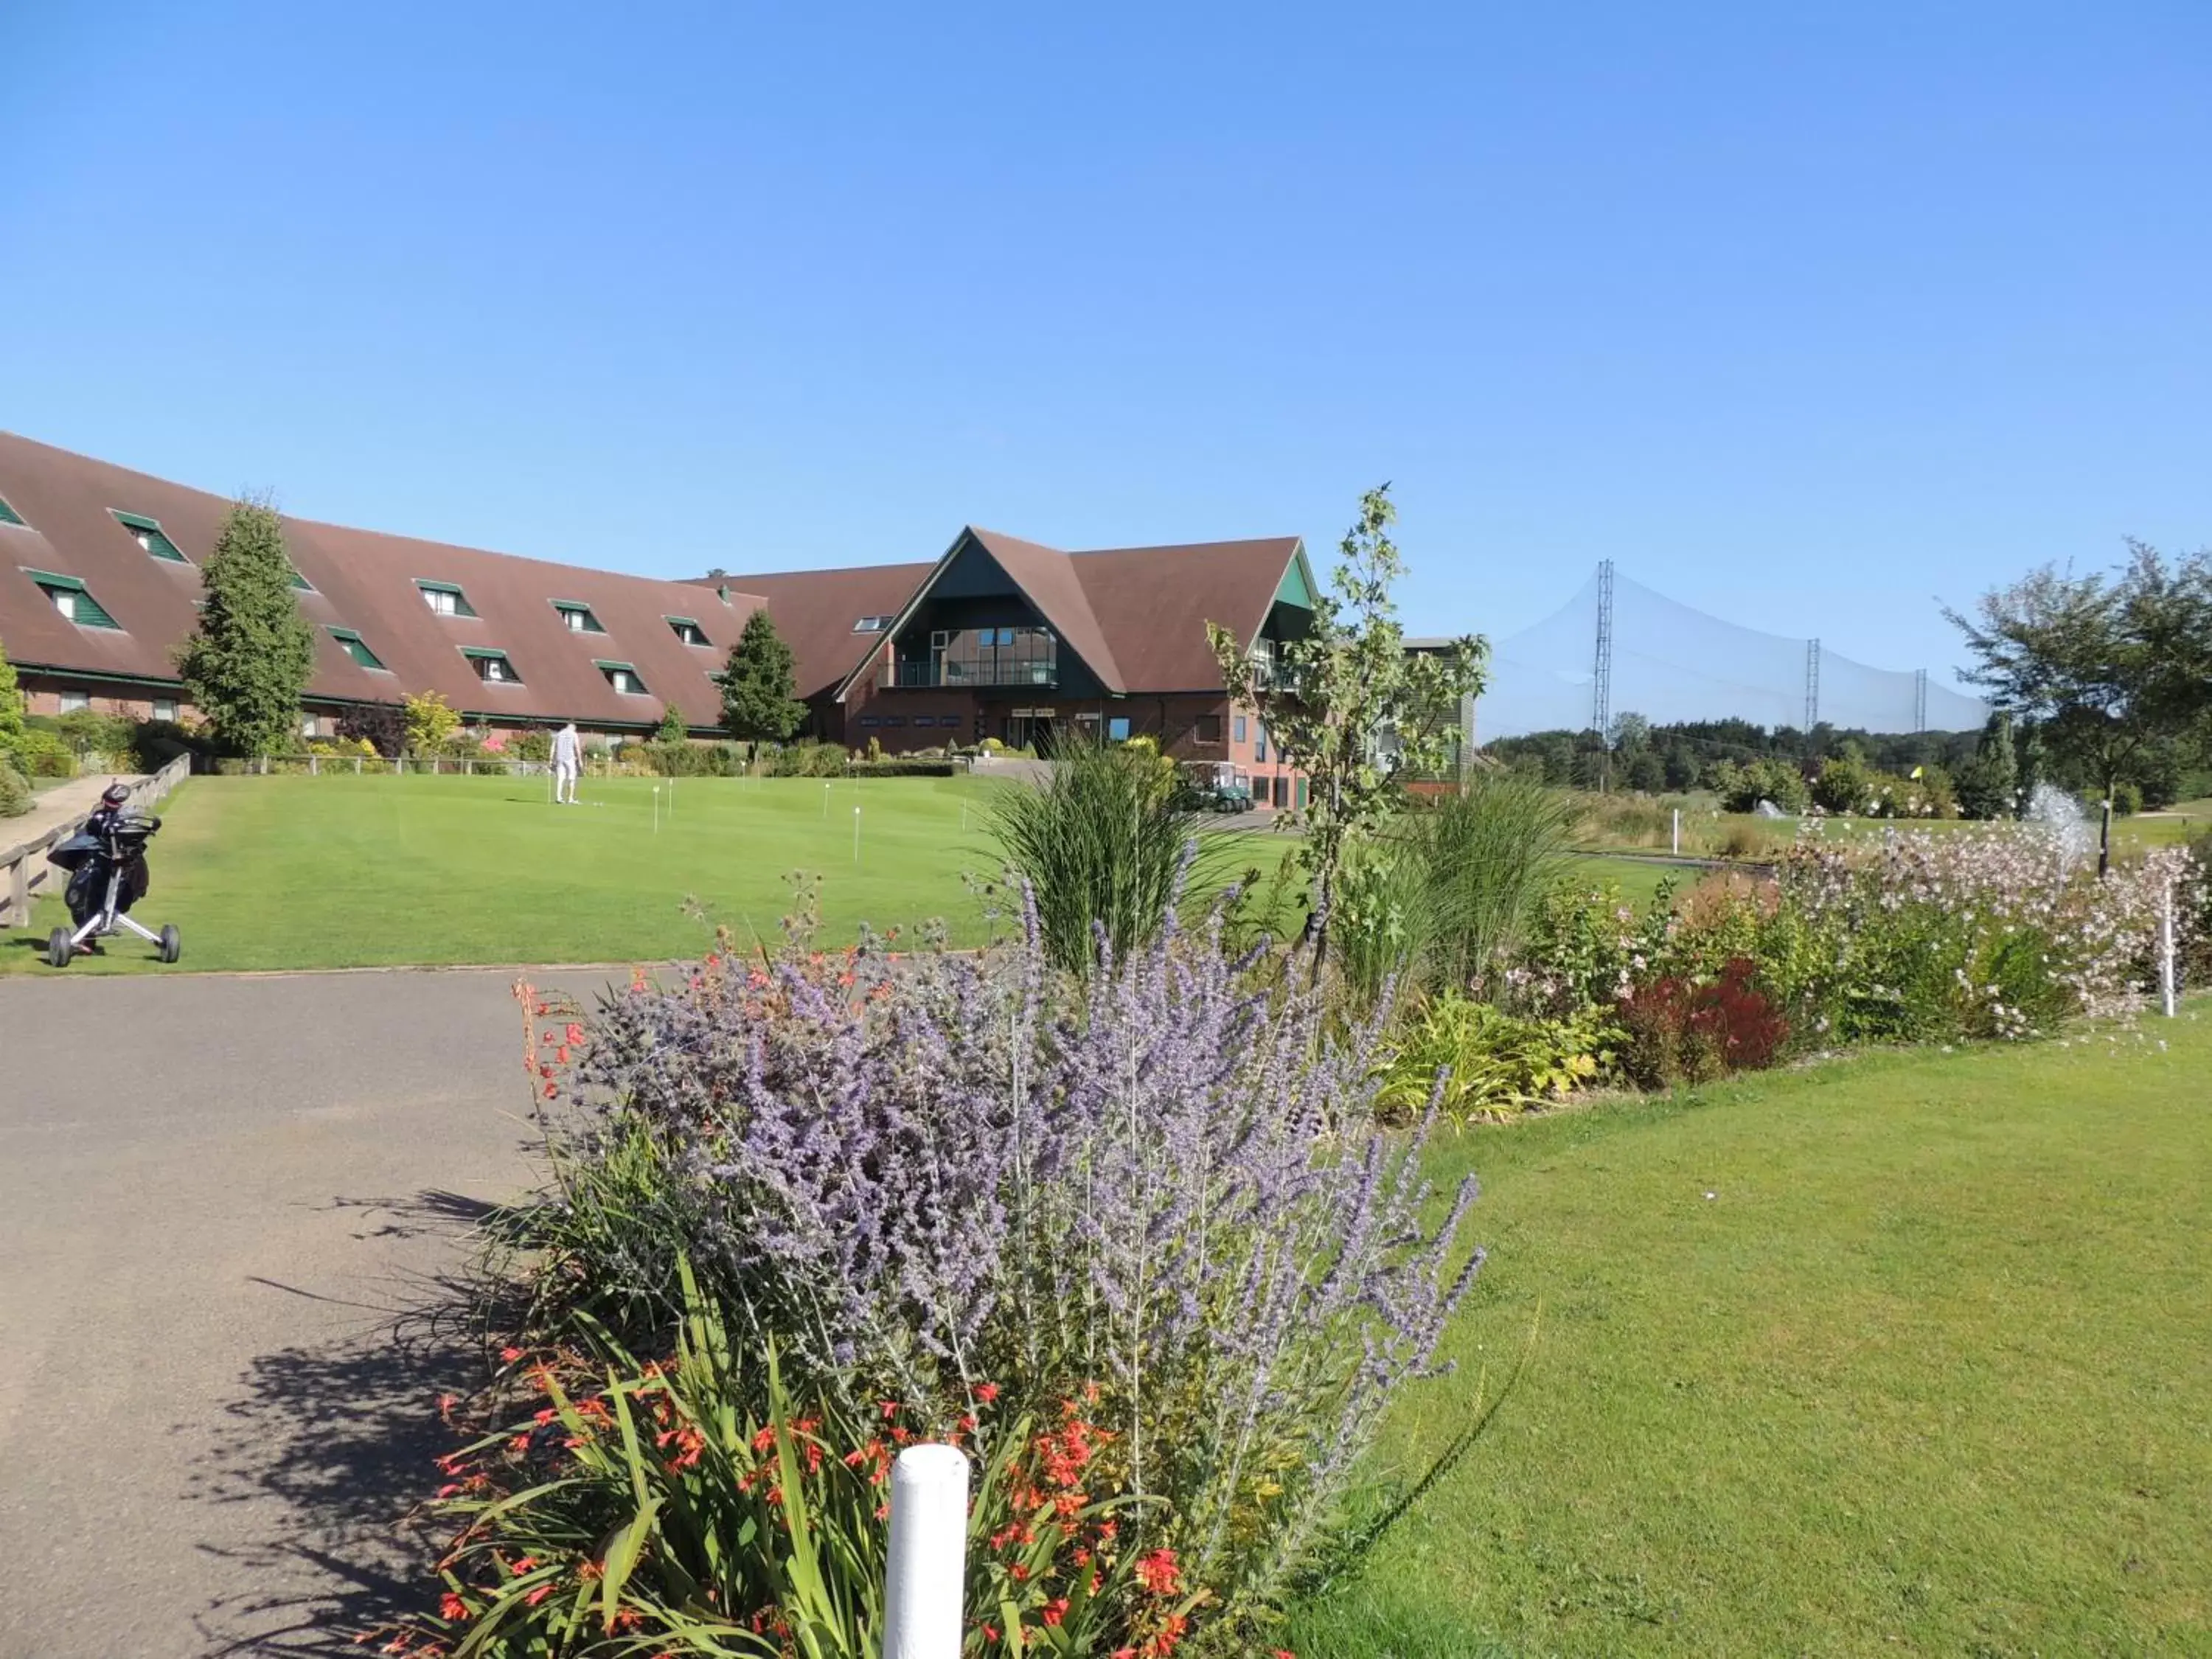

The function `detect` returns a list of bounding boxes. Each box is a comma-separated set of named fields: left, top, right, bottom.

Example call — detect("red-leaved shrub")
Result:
left=1618, top=957, right=1790, bottom=1088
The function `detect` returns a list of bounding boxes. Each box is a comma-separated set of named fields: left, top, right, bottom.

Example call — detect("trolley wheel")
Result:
left=46, top=928, right=73, bottom=968
left=159, top=924, right=181, bottom=964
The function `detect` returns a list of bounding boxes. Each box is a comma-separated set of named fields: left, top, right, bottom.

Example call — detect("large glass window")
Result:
left=927, top=625, right=1057, bottom=688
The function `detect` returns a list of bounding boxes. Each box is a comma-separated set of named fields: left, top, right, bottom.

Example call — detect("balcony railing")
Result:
left=880, top=658, right=1058, bottom=689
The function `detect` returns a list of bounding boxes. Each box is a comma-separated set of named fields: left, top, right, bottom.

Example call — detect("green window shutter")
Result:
left=419, top=580, right=478, bottom=617
left=0, top=495, right=25, bottom=526
left=29, top=571, right=122, bottom=630
left=112, top=509, right=188, bottom=563
left=329, top=627, right=386, bottom=670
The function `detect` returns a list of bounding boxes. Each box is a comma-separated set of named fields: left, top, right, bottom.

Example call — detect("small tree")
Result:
left=403, top=689, right=461, bottom=756
left=718, top=611, right=807, bottom=742
left=1947, top=540, right=2212, bottom=867
left=1209, top=484, right=1488, bottom=975
left=656, top=703, right=688, bottom=742
left=1953, top=712, right=2019, bottom=820
left=175, top=495, right=318, bottom=757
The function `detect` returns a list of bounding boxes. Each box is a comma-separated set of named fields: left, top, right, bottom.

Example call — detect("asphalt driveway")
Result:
left=0, top=967, right=622, bottom=1658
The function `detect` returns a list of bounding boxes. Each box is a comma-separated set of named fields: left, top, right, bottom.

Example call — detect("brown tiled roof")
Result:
left=1068, top=536, right=1304, bottom=691
left=0, top=431, right=767, bottom=729
left=682, top=562, right=935, bottom=700
left=968, top=529, right=1126, bottom=689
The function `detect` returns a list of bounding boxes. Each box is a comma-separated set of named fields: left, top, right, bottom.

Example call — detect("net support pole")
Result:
left=883, top=1444, right=969, bottom=1659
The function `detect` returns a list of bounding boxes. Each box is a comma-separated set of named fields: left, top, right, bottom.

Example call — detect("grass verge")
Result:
left=1290, top=1009, right=2212, bottom=1656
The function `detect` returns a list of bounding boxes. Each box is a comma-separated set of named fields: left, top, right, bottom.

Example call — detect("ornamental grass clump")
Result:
left=488, top=872, right=1486, bottom=1651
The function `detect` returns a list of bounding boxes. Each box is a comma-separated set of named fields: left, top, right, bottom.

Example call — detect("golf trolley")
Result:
left=44, top=811, right=180, bottom=967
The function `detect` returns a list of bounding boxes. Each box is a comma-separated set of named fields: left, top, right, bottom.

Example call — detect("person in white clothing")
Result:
left=552, top=722, right=581, bottom=804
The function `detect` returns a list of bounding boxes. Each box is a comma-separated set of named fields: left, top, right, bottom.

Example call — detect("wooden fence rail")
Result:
left=0, top=754, right=191, bottom=929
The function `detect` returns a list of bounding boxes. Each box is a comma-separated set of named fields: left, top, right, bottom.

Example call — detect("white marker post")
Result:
left=853, top=803, right=861, bottom=863
left=2161, top=877, right=2179, bottom=1019
left=653, top=785, right=661, bottom=835
left=823, top=781, right=832, bottom=819
left=882, top=1445, right=969, bottom=1659
left=1671, top=808, right=1680, bottom=858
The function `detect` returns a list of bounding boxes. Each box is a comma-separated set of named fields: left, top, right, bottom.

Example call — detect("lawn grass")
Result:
left=1, top=773, right=1026, bottom=973
left=1287, top=1009, right=2212, bottom=1657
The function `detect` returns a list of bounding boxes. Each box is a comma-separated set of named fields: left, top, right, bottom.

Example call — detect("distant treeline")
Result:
left=1481, top=714, right=2208, bottom=814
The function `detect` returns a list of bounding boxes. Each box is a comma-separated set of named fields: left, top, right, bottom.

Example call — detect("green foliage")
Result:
left=411, top=1279, right=1166, bottom=1658
left=0, top=757, right=29, bottom=818
left=7, top=727, right=75, bottom=778
left=765, top=740, right=849, bottom=777
left=1708, top=756, right=1808, bottom=813
left=718, top=610, right=808, bottom=742
left=1954, top=712, right=2020, bottom=819
left=656, top=702, right=688, bottom=742
left=1210, top=485, right=1489, bottom=970
left=403, top=689, right=462, bottom=756
left=1374, top=995, right=1619, bottom=1121
left=1809, top=755, right=1957, bottom=818
left=1615, top=958, right=1790, bottom=1088
left=510, top=728, right=554, bottom=764
left=174, top=495, right=317, bottom=757
left=981, top=732, right=1220, bottom=976
left=636, top=740, right=748, bottom=777
left=1947, top=539, right=2212, bottom=797
left=1408, top=773, right=1579, bottom=991
left=0, top=634, right=22, bottom=748
left=1327, top=835, right=1432, bottom=1009
left=52, top=707, right=135, bottom=759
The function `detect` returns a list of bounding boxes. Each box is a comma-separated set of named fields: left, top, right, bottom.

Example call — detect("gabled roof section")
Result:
left=966, top=529, right=1124, bottom=692
left=1068, top=535, right=1307, bottom=692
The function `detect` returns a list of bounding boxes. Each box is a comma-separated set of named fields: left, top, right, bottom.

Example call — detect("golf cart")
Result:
left=1176, top=762, right=1254, bottom=814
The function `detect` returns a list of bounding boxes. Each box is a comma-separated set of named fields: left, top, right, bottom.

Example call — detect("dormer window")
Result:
left=597, top=660, right=649, bottom=695
left=328, top=627, right=388, bottom=670
left=853, top=615, right=894, bottom=633
left=418, top=580, right=477, bottom=618
left=552, top=600, right=605, bottom=633
left=0, top=494, right=25, bottom=528
left=112, top=510, right=187, bottom=563
left=28, top=570, right=121, bottom=629
left=461, top=647, right=521, bottom=684
left=667, top=616, right=710, bottom=647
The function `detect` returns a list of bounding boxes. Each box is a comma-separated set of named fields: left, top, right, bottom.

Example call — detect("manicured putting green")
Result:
left=4, top=773, right=1019, bottom=973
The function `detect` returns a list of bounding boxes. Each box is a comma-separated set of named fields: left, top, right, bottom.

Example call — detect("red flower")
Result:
left=1042, top=1598, right=1069, bottom=1628
left=578, top=1559, right=605, bottom=1581
left=564, top=1022, right=584, bottom=1044
left=1135, top=1548, right=1181, bottom=1596
left=982, top=1625, right=1001, bottom=1644
left=438, top=1593, right=470, bottom=1622
left=974, top=1382, right=999, bottom=1405
left=880, top=1400, right=900, bottom=1420
left=499, top=1346, right=526, bottom=1363
left=509, top=1556, right=538, bottom=1575
left=1009, top=1563, right=1030, bottom=1582
left=525, top=1585, right=553, bottom=1607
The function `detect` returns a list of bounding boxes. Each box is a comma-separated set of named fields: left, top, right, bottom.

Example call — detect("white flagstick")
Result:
left=853, top=803, right=861, bottom=862
left=653, top=785, right=661, bottom=835
left=2162, top=876, right=2179, bottom=1018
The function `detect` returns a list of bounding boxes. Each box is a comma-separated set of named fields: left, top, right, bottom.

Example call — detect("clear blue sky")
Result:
left=4, top=1, right=2207, bottom=698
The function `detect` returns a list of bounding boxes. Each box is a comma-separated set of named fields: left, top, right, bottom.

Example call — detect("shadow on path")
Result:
left=181, top=1197, right=502, bottom=1656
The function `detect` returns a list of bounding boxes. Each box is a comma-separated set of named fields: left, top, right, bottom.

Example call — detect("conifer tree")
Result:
left=176, top=495, right=316, bottom=757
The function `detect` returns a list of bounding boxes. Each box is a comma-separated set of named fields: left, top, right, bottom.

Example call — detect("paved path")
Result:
left=0, top=966, right=623, bottom=1658
left=1, top=773, right=139, bottom=851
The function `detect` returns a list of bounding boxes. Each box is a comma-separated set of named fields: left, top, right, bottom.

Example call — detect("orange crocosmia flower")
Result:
left=509, top=1556, right=538, bottom=1574
left=499, top=1347, right=526, bottom=1363
left=439, top=1593, right=470, bottom=1622
left=524, top=1585, right=553, bottom=1607
left=974, top=1382, right=999, bottom=1404
left=1134, top=1548, right=1180, bottom=1596
left=577, top=1559, right=605, bottom=1582
left=1042, top=1599, right=1069, bottom=1628
left=564, top=1023, right=585, bottom=1044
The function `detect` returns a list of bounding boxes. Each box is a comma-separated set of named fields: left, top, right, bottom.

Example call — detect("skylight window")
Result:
left=853, top=615, right=894, bottom=633
left=418, top=580, right=477, bottom=618
left=328, top=627, right=388, bottom=670
left=667, top=616, right=711, bottom=647
left=111, top=510, right=187, bottom=563
left=597, top=661, right=649, bottom=695
left=27, top=570, right=122, bottom=629
left=460, top=646, right=521, bottom=684
left=552, top=600, right=605, bottom=633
